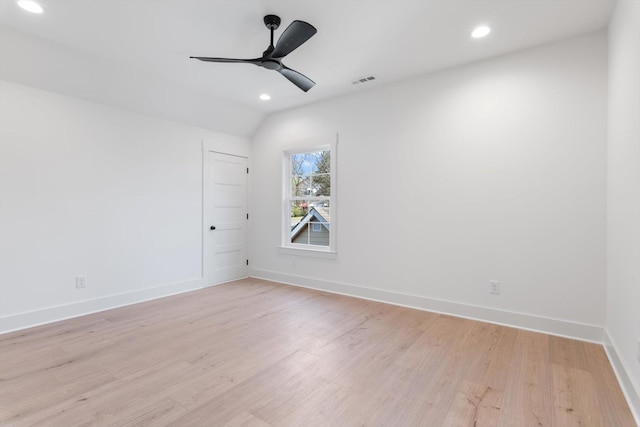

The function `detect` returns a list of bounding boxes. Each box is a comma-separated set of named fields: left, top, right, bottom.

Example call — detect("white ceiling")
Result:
left=0, top=0, right=615, bottom=137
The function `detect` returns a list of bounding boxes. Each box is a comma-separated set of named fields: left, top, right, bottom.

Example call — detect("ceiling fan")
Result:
left=190, top=15, right=317, bottom=92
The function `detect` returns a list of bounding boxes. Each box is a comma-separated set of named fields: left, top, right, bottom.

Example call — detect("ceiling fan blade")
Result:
left=279, top=66, right=315, bottom=92
left=271, top=20, right=317, bottom=58
left=190, top=56, right=261, bottom=64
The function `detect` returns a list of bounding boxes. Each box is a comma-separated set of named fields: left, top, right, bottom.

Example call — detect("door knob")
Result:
left=210, top=226, right=216, bottom=230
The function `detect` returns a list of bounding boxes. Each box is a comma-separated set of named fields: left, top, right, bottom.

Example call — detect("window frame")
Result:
left=280, top=140, right=337, bottom=258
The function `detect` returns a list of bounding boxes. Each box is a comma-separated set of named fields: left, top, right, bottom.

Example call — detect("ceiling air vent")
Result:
left=351, top=75, right=377, bottom=86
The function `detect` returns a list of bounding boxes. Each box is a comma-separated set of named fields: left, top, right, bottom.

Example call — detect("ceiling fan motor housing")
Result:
left=264, top=14, right=281, bottom=30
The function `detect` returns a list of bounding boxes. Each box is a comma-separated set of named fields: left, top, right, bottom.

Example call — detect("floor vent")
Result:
left=351, top=75, right=377, bottom=85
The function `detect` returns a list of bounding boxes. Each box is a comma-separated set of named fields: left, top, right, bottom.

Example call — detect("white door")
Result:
left=204, top=151, right=248, bottom=285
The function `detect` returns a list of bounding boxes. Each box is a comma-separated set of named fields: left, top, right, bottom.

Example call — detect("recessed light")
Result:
left=259, top=94, right=271, bottom=101
left=471, top=25, right=491, bottom=39
left=17, top=0, right=43, bottom=13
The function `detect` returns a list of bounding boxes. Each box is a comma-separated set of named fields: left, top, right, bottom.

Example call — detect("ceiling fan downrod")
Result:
left=264, top=14, right=281, bottom=50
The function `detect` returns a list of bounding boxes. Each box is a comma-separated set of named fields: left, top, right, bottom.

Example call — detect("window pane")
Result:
left=290, top=150, right=331, bottom=197
left=291, top=174, right=308, bottom=197
left=289, top=200, right=307, bottom=227
left=289, top=200, right=330, bottom=246
left=315, top=150, right=330, bottom=174
left=310, top=173, right=330, bottom=196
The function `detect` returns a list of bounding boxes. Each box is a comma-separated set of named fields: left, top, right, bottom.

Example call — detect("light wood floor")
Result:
left=0, top=278, right=635, bottom=426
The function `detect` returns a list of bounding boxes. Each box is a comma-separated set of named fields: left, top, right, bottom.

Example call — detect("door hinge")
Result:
left=246, top=213, right=249, bottom=220
left=246, top=167, right=249, bottom=174
left=246, top=259, right=249, bottom=266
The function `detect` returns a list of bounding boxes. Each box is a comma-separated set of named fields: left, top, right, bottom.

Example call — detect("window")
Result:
left=282, top=142, right=336, bottom=255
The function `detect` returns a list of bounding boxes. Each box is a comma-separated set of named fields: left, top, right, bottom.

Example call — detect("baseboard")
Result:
left=0, top=277, right=204, bottom=334
left=604, top=330, right=640, bottom=425
left=250, top=268, right=604, bottom=343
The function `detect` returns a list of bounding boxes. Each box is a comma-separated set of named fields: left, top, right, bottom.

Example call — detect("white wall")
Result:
left=250, top=32, right=608, bottom=340
left=0, top=80, right=249, bottom=332
left=606, top=0, right=640, bottom=420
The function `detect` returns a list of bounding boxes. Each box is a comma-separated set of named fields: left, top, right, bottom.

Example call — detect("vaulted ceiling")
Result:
left=0, top=0, right=615, bottom=137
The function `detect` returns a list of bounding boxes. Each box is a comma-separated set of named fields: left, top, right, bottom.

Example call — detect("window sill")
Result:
left=277, top=246, right=337, bottom=260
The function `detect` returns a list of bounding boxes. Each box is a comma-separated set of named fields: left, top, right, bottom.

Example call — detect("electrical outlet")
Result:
left=489, top=280, right=500, bottom=295
left=76, top=275, right=86, bottom=289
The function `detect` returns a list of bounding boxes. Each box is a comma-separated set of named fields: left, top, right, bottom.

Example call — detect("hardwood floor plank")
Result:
left=81, top=359, right=194, bottom=425
left=2, top=397, right=97, bottom=427
left=115, top=397, right=189, bottom=427
left=467, top=324, right=518, bottom=391
left=1, top=278, right=635, bottom=426
left=223, top=411, right=272, bottom=427
left=0, top=370, right=67, bottom=424
left=0, top=344, right=72, bottom=381
left=170, top=350, right=319, bottom=411
left=586, top=343, right=638, bottom=426
left=251, top=365, right=334, bottom=424
left=498, top=330, right=554, bottom=426
left=393, top=314, right=466, bottom=372
left=441, top=380, right=503, bottom=427
left=551, top=364, right=606, bottom=426
left=166, top=351, right=322, bottom=425
left=269, top=380, right=350, bottom=427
